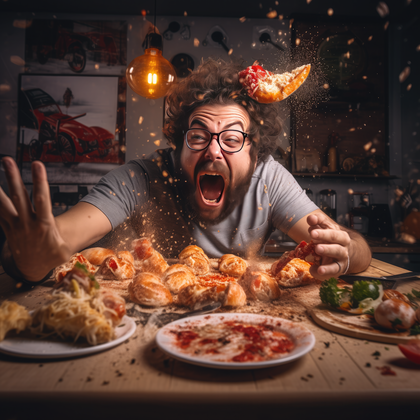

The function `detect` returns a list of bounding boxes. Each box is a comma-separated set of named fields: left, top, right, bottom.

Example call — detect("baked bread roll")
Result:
left=99, top=256, right=136, bottom=280
left=162, top=264, right=196, bottom=294
left=81, top=247, right=116, bottom=266
left=54, top=253, right=97, bottom=283
left=239, top=267, right=281, bottom=301
left=177, top=283, right=218, bottom=310
left=99, top=290, right=127, bottom=327
left=0, top=301, right=32, bottom=341
left=117, top=250, right=134, bottom=265
left=275, top=258, right=316, bottom=288
left=218, top=254, right=247, bottom=277
left=222, top=282, right=247, bottom=307
left=128, top=273, right=173, bottom=307
left=179, top=245, right=210, bottom=275
left=132, top=238, right=169, bottom=275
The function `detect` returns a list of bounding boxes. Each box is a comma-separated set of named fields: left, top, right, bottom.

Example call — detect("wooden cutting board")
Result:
left=310, top=304, right=420, bottom=345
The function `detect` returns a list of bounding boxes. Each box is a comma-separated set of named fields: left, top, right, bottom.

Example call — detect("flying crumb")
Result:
left=347, top=38, right=354, bottom=45
left=267, top=10, right=277, bottom=19
left=399, top=66, right=411, bottom=83
left=295, top=38, right=301, bottom=46
left=184, top=11, right=187, bottom=16
left=194, top=38, right=200, bottom=47
left=407, top=84, right=412, bottom=91
left=348, top=189, right=354, bottom=194
left=377, top=2, right=389, bottom=18
left=384, top=21, right=389, bottom=30
left=150, top=132, right=156, bottom=137
left=239, top=16, right=246, bottom=23
left=278, top=15, right=284, bottom=20
left=364, top=141, right=372, bottom=151
left=154, top=140, right=161, bottom=146
left=323, top=83, right=329, bottom=89
left=327, top=8, right=334, bottom=16
left=228, top=49, right=233, bottom=55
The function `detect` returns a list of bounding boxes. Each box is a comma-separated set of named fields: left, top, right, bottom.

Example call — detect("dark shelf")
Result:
left=292, top=172, right=398, bottom=179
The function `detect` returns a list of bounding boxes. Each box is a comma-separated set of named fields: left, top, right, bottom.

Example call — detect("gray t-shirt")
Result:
left=81, top=149, right=318, bottom=257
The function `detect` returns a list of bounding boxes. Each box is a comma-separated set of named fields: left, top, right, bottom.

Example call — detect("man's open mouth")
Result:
left=198, top=173, right=225, bottom=205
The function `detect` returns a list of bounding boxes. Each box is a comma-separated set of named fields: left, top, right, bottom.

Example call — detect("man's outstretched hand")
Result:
left=0, top=157, right=71, bottom=281
left=307, top=212, right=351, bottom=281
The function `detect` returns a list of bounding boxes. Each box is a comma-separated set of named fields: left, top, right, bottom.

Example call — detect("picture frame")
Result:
left=17, top=73, right=126, bottom=185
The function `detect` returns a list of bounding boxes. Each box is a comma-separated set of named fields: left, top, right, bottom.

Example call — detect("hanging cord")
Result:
left=154, top=0, right=157, bottom=33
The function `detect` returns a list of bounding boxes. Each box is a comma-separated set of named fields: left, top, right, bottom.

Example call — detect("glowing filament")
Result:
left=147, top=73, right=158, bottom=84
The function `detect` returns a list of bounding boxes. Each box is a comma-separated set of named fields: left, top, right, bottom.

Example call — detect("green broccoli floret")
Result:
left=352, top=280, right=381, bottom=303
left=320, top=278, right=351, bottom=308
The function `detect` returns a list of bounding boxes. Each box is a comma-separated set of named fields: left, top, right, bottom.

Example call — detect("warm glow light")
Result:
left=126, top=47, right=176, bottom=99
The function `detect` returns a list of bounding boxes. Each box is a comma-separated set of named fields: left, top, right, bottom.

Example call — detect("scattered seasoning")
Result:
left=116, top=370, right=123, bottom=377
left=58, top=378, right=63, bottom=382
left=39, top=364, right=43, bottom=367
left=318, top=357, right=323, bottom=360
left=301, top=376, right=309, bottom=382
left=365, top=363, right=371, bottom=368
left=102, top=381, right=110, bottom=385
left=307, top=374, right=313, bottom=378
left=323, top=342, right=330, bottom=348
left=130, top=358, right=136, bottom=365
left=376, top=366, right=397, bottom=376
left=163, top=359, right=171, bottom=368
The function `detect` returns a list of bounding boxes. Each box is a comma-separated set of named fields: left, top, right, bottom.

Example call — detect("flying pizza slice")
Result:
left=271, top=240, right=316, bottom=278
left=239, top=62, right=311, bottom=103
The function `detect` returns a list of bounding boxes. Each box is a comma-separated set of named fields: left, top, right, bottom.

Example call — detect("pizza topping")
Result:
left=374, top=299, right=416, bottom=330
left=169, top=320, right=294, bottom=363
left=398, top=340, right=420, bottom=364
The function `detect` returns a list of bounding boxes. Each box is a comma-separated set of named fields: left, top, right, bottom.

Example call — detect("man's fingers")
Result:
left=2, top=157, right=34, bottom=222
left=31, top=161, right=53, bottom=222
left=311, top=261, right=342, bottom=278
left=0, top=186, right=18, bottom=225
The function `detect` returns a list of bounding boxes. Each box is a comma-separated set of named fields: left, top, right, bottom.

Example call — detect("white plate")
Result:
left=156, top=313, right=315, bottom=370
left=0, top=315, right=136, bottom=359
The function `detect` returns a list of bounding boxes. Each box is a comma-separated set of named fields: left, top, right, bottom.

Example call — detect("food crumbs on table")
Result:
left=102, top=381, right=110, bottom=385
left=86, top=377, right=93, bottom=382
left=39, top=364, right=43, bottom=367
left=130, top=358, right=136, bottom=364
left=163, top=359, right=171, bottom=368
left=323, top=342, right=330, bottom=348
left=318, top=357, right=323, bottom=360
left=307, top=374, right=313, bottom=378
left=376, top=366, right=397, bottom=376
left=151, top=347, right=157, bottom=353
left=372, top=351, right=381, bottom=357
left=300, top=376, right=309, bottom=382
left=116, top=370, right=123, bottom=377
left=340, top=377, right=346, bottom=381
left=58, top=378, right=63, bottom=382
left=365, top=363, right=371, bottom=368
left=385, top=347, right=389, bottom=350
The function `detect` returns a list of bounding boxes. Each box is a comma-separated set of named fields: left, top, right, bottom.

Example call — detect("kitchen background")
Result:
left=0, top=0, right=419, bottom=268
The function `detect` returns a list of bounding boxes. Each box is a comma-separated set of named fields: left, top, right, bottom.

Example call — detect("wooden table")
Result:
left=1, top=259, right=420, bottom=420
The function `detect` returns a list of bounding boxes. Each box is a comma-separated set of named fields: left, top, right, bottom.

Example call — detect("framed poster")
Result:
left=24, top=19, right=127, bottom=75
left=290, top=17, right=389, bottom=177
left=18, top=74, right=126, bottom=184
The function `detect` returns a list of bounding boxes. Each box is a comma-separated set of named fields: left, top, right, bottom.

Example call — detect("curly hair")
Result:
left=162, top=58, right=283, bottom=162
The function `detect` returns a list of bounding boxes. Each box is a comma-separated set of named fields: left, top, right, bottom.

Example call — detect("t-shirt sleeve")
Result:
left=80, top=160, right=149, bottom=229
left=266, top=160, right=318, bottom=233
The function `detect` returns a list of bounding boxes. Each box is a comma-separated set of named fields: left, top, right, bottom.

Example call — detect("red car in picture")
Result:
left=19, top=88, right=119, bottom=164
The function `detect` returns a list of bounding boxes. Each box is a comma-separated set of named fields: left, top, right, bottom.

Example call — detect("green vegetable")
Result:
left=412, top=289, right=420, bottom=298
left=320, top=278, right=352, bottom=308
left=352, top=280, right=381, bottom=303
left=391, top=318, right=402, bottom=329
left=74, top=261, right=100, bottom=290
left=409, top=324, right=420, bottom=336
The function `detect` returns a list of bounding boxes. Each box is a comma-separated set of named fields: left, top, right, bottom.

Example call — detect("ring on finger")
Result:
left=334, top=260, right=341, bottom=273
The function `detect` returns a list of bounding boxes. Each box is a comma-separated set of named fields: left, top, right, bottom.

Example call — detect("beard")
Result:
left=174, top=152, right=257, bottom=227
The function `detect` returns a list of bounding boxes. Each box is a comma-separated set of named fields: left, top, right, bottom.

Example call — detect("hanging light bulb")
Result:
left=126, top=32, right=177, bottom=99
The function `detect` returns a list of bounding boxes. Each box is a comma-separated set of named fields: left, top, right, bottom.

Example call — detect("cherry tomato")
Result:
left=398, top=339, right=420, bottom=364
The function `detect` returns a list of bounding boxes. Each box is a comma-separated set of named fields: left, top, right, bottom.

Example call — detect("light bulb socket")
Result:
left=143, top=33, right=163, bottom=52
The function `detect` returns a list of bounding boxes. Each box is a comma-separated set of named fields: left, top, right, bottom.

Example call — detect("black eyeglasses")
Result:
left=184, top=128, right=249, bottom=153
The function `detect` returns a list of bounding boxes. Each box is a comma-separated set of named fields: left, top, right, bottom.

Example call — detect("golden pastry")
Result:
left=162, top=264, right=196, bottom=294
left=218, top=254, right=247, bottom=277
left=239, top=267, right=281, bottom=301
left=179, top=245, right=210, bottom=275
left=128, top=273, right=173, bottom=307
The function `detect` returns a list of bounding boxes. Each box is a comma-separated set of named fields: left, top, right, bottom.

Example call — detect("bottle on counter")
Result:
left=319, top=189, right=337, bottom=221
left=327, top=132, right=339, bottom=173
